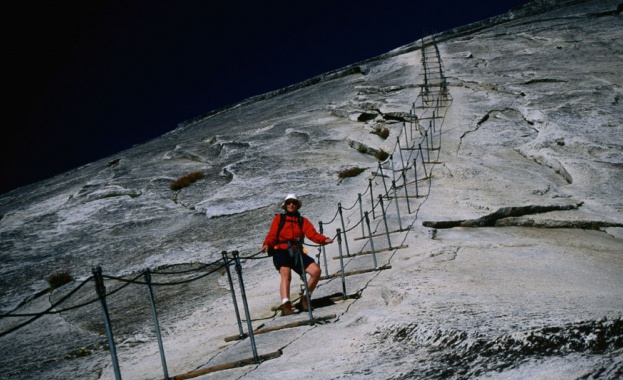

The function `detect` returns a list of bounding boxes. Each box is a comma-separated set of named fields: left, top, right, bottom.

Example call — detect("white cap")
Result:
left=281, top=193, right=302, bottom=210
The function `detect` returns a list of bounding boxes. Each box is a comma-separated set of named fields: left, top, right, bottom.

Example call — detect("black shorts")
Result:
left=272, top=249, right=315, bottom=275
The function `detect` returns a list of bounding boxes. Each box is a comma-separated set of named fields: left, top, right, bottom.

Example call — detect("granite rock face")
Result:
left=1, top=1, right=622, bottom=379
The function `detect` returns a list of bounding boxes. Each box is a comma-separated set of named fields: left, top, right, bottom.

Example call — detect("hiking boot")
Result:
left=300, top=295, right=310, bottom=311
left=279, top=301, right=293, bottom=316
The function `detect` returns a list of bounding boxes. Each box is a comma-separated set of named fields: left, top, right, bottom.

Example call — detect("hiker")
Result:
left=262, top=194, right=333, bottom=316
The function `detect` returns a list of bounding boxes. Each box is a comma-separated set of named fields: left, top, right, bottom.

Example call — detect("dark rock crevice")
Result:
left=457, top=108, right=515, bottom=154
left=422, top=203, right=588, bottom=229
left=514, top=148, right=574, bottom=184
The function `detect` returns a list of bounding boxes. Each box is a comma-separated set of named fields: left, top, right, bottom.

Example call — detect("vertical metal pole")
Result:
left=392, top=180, right=403, bottom=230
left=402, top=172, right=411, bottom=214
left=318, top=222, right=329, bottom=277
left=438, top=111, right=443, bottom=151
left=222, top=251, right=245, bottom=338
left=369, top=179, right=376, bottom=219
left=390, top=154, right=397, bottom=187
left=437, top=95, right=441, bottom=113
left=144, top=269, right=169, bottom=380
left=436, top=43, right=443, bottom=83
left=403, top=122, right=411, bottom=152
left=231, top=251, right=259, bottom=361
left=422, top=47, right=429, bottom=96
left=413, top=159, right=420, bottom=198
left=409, top=109, right=414, bottom=141
left=397, top=137, right=406, bottom=171
left=378, top=195, right=393, bottom=250
left=439, top=118, right=443, bottom=151
left=358, top=194, right=365, bottom=238
left=377, top=162, right=389, bottom=198
left=425, top=63, right=430, bottom=97
left=364, top=212, right=378, bottom=270
left=336, top=229, right=347, bottom=299
left=92, top=266, right=122, bottom=380
left=338, top=203, right=351, bottom=257
left=425, top=128, right=431, bottom=162
left=419, top=144, right=428, bottom=178
left=296, top=240, right=314, bottom=324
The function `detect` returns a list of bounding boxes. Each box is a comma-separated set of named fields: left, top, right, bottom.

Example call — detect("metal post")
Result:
left=402, top=172, right=412, bottom=214
left=377, top=162, right=389, bottom=198
left=318, top=222, right=329, bottom=276
left=425, top=129, right=431, bottom=162
left=439, top=119, right=443, bottom=151
left=338, top=203, right=350, bottom=257
left=144, top=269, right=169, bottom=380
left=419, top=144, right=428, bottom=178
left=296, top=240, right=315, bottom=323
left=397, top=137, right=406, bottom=171
left=438, top=112, right=443, bottom=151
left=422, top=47, right=429, bottom=96
left=413, top=158, right=420, bottom=198
left=364, top=212, right=378, bottom=270
left=231, top=251, right=259, bottom=362
left=358, top=194, right=365, bottom=238
left=409, top=110, right=414, bottom=141
left=404, top=122, right=411, bottom=151
left=369, top=179, right=376, bottom=219
left=221, top=251, right=244, bottom=338
left=378, top=195, right=393, bottom=250
left=336, top=229, right=347, bottom=299
left=92, top=266, right=122, bottom=380
left=390, top=154, right=397, bottom=187
left=436, top=43, right=443, bottom=82
left=392, top=180, right=403, bottom=230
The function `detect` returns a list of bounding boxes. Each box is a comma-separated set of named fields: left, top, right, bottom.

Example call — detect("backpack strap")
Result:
left=275, top=213, right=305, bottom=245
left=276, top=213, right=286, bottom=240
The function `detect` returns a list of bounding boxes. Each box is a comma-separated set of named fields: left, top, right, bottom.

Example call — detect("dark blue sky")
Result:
left=1, top=0, right=528, bottom=195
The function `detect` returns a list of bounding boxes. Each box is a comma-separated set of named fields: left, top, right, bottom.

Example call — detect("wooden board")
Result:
left=171, top=350, right=282, bottom=379
left=224, top=314, right=337, bottom=342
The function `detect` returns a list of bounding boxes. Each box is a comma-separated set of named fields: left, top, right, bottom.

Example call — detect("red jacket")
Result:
left=263, top=213, right=328, bottom=251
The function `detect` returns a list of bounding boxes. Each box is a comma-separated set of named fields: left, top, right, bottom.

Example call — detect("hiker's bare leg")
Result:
left=279, top=266, right=292, bottom=300
left=305, top=262, right=321, bottom=294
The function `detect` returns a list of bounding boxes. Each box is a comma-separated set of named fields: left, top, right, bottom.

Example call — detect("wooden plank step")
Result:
left=353, top=228, right=411, bottom=240
left=392, top=165, right=413, bottom=172
left=171, top=350, right=283, bottom=379
left=322, top=265, right=392, bottom=279
left=252, top=314, right=337, bottom=335
left=401, top=146, right=440, bottom=151
left=332, top=245, right=409, bottom=259
left=403, top=176, right=432, bottom=185
left=224, top=314, right=337, bottom=342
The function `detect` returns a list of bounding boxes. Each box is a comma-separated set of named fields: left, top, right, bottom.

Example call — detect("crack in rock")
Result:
left=514, top=148, right=574, bottom=184
left=457, top=108, right=515, bottom=154
left=422, top=203, right=584, bottom=229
